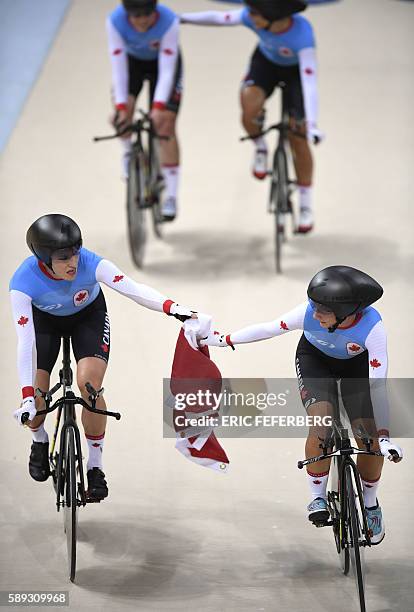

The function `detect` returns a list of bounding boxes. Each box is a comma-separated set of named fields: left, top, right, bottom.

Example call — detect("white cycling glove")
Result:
left=379, top=437, right=403, bottom=463
left=13, top=396, right=36, bottom=426
left=183, top=313, right=213, bottom=351
left=169, top=302, right=196, bottom=322
left=307, top=126, right=325, bottom=144
left=199, top=332, right=234, bottom=350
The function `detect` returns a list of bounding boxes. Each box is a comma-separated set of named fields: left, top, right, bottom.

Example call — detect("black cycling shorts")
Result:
left=295, top=335, right=375, bottom=423
left=33, top=290, right=110, bottom=374
left=242, top=47, right=305, bottom=121
left=127, top=52, right=183, bottom=113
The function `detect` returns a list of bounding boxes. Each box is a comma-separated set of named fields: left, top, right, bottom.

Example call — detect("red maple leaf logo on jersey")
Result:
left=18, top=315, right=29, bottom=327
left=225, top=13, right=231, bottom=22
left=163, top=48, right=174, bottom=56
left=75, top=292, right=87, bottom=303
left=312, top=479, right=322, bottom=485
left=113, top=275, right=124, bottom=283
left=92, top=442, right=101, bottom=448
left=113, top=48, right=122, bottom=55
left=305, top=67, right=314, bottom=75
left=349, top=344, right=361, bottom=352
left=101, top=344, right=109, bottom=353
left=280, top=321, right=289, bottom=331
left=370, top=359, right=381, bottom=369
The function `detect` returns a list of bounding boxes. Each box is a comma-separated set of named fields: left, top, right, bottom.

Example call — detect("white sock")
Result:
left=361, top=477, right=380, bottom=508
left=307, top=469, right=329, bottom=501
left=298, top=184, right=313, bottom=211
left=30, top=423, right=48, bottom=444
left=121, top=137, right=132, bottom=156
left=253, top=136, right=267, bottom=152
left=86, top=433, right=105, bottom=471
left=162, top=165, right=180, bottom=200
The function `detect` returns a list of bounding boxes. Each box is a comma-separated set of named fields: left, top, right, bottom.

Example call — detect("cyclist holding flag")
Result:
left=200, top=266, right=403, bottom=544
left=181, top=0, right=323, bottom=233
left=10, top=214, right=198, bottom=500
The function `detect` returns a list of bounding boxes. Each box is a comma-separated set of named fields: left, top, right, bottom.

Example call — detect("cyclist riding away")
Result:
left=181, top=0, right=323, bottom=233
left=200, top=265, right=403, bottom=544
left=107, top=0, right=183, bottom=221
left=10, top=214, right=198, bottom=501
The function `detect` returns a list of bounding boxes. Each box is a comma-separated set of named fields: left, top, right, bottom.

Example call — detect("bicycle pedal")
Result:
left=313, top=520, right=329, bottom=528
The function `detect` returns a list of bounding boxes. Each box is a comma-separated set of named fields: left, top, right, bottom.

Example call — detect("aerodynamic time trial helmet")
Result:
left=307, top=265, right=383, bottom=327
left=26, top=214, right=82, bottom=267
left=244, top=0, right=307, bottom=22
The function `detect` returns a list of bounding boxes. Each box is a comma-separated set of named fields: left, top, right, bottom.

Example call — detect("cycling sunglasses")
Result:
left=51, top=245, right=81, bottom=262
left=127, top=6, right=155, bottom=17
left=309, top=300, right=334, bottom=315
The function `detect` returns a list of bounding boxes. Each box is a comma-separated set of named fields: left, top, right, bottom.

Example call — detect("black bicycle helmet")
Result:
left=307, top=265, right=383, bottom=332
left=26, top=214, right=82, bottom=267
left=122, top=0, right=157, bottom=15
left=244, top=0, right=307, bottom=22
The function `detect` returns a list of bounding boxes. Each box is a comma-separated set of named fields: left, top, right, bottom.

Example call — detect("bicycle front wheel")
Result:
left=127, top=153, right=147, bottom=268
left=63, top=427, right=78, bottom=582
left=271, top=148, right=289, bottom=274
left=345, top=466, right=366, bottom=612
left=329, top=457, right=350, bottom=575
left=148, top=135, right=164, bottom=239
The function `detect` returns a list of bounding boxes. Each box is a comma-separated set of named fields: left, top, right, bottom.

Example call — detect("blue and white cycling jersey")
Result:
left=10, top=252, right=177, bottom=396
left=109, top=4, right=176, bottom=61
left=303, top=304, right=382, bottom=360
left=9, top=248, right=102, bottom=316
left=180, top=8, right=319, bottom=125
left=240, top=9, right=315, bottom=66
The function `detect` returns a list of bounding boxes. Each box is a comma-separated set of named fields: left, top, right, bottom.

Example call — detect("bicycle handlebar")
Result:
left=21, top=383, right=121, bottom=425
left=93, top=109, right=169, bottom=142
left=297, top=447, right=382, bottom=470
left=240, top=122, right=307, bottom=142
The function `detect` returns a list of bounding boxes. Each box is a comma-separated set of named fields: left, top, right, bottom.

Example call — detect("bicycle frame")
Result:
left=53, top=337, right=87, bottom=510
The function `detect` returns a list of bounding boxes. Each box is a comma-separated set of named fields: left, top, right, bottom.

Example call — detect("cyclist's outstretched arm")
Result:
left=153, top=17, right=180, bottom=110
left=201, top=303, right=307, bottom=348
left=10, top=289, right=37, bottom=401
left=105, top=16, right=128, bottom=111
left=95, top=259, right=194, bottom=319
left=180, top=9, right=243, bottom=26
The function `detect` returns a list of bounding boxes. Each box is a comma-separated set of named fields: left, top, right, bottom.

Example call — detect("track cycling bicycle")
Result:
left=94, top=106, right=166, bottom=269
left=22, top=335, right=121, bottom=582
left=298, top=411, right=385, bottom=612
left=241, top=86, right=319, bottom=274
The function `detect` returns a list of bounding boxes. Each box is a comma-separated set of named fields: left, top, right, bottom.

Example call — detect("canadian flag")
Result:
left=169, top=315, right=229, bottom=473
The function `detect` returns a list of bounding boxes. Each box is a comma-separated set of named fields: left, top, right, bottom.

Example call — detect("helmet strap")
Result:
left=328, top=318, right=346, bottom=333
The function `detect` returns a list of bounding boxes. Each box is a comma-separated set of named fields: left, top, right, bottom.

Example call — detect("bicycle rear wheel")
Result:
left=271, top=148, right=289, bottom=274
left=63, top=426, right=78, bottom=582
left=127, top=152, right=147, bottom=268
left=345, top=466, right=366, bottom=612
